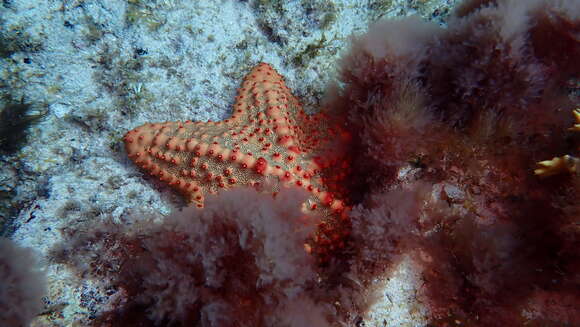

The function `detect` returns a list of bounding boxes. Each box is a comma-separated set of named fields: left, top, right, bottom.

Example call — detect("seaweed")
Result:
left=292, top=34, right=327, bottom=67
left=0, top=30, right=44, bottom=59
left=125, top=0, right=167, bottom=31
left=0, top=99, right=46, bottom=155
left=91, top=44, right=154, bottom=117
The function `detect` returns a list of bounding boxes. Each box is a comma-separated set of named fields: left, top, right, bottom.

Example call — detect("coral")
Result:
left=535, top=154, right=579, bottom=176
left=51, top=187, right=338, bottom=327
left=124, top=63, right=352, bottom=263
left=0, top=238, right=47, bottom=327
left=535, top=109, right=580, bottom=176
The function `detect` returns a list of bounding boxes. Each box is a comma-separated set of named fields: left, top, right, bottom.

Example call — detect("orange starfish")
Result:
left=124, top=63, right=352, bottom=262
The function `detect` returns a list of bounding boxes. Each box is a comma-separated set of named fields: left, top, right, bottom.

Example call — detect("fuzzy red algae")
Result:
left=54, top=1, right=580, bottom=326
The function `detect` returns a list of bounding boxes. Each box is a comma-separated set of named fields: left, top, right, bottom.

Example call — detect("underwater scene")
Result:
left=1, top=0, right=579, bottom=326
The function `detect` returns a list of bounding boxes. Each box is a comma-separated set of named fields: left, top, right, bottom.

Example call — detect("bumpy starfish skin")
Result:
left=124, top=63, right=352, bottom=261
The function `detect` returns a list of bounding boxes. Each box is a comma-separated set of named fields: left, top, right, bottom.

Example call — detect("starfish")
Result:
left=124, top=63, right=352, bottom=262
